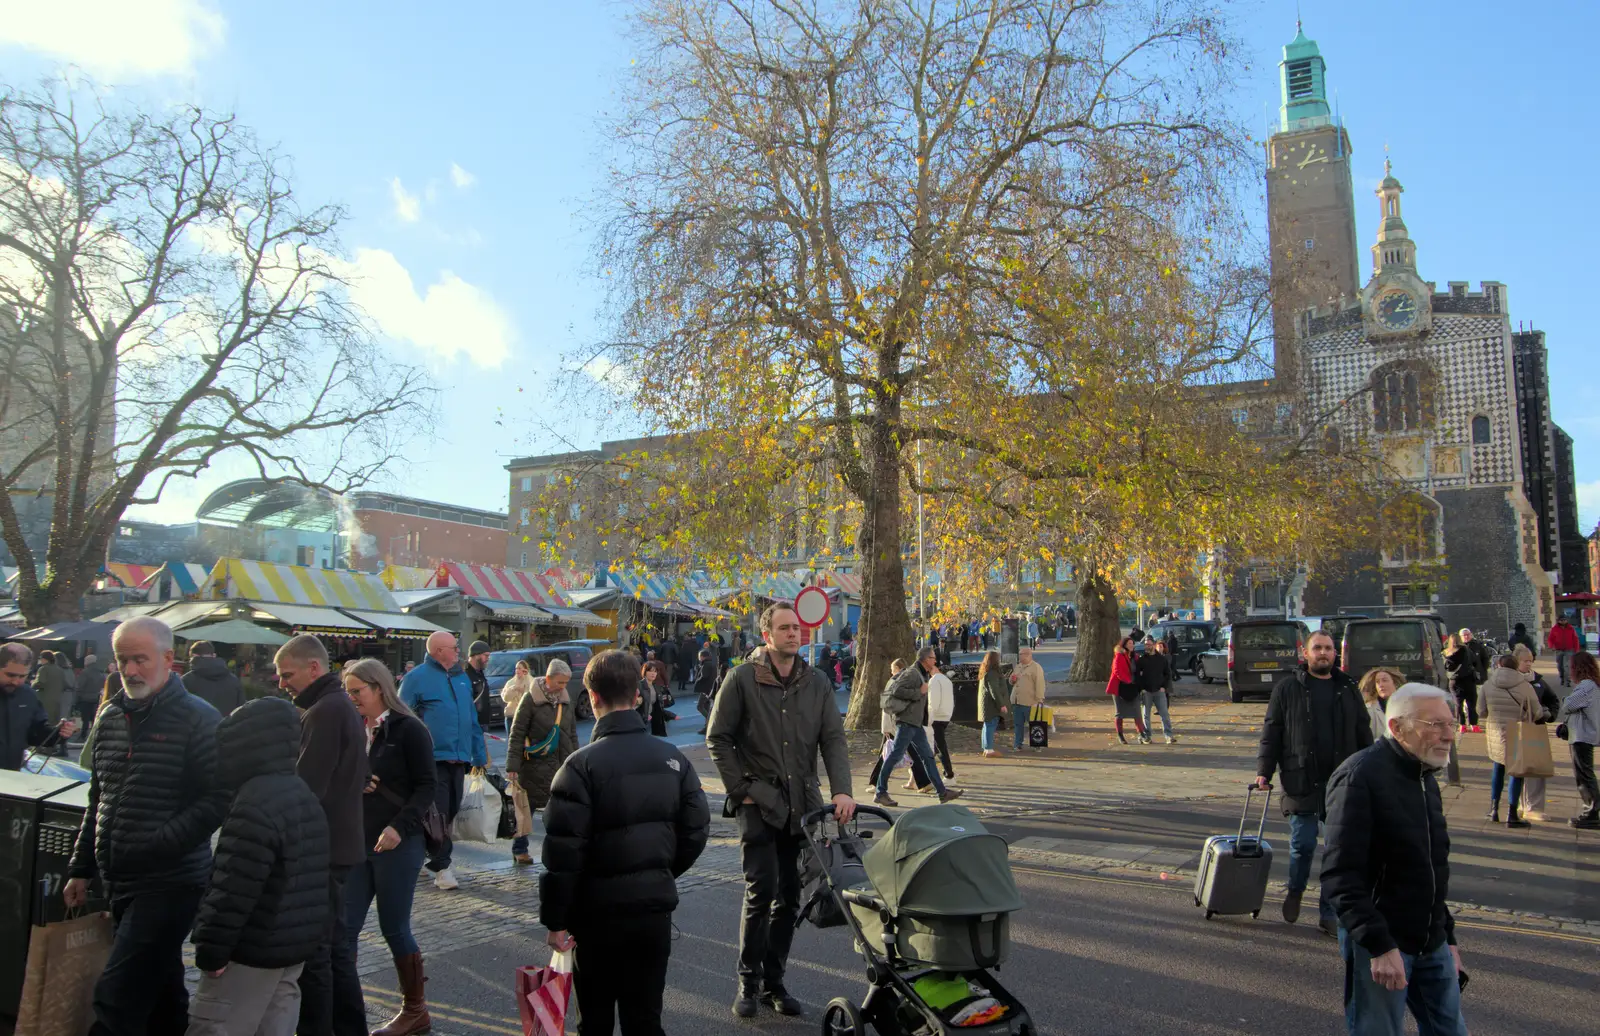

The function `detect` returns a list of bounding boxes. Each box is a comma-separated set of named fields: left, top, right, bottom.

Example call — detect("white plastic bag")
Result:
left=452, top=770, right=494, bottom=843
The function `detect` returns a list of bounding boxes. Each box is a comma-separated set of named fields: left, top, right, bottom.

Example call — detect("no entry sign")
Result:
left=793, top=585, right=831, bottom=628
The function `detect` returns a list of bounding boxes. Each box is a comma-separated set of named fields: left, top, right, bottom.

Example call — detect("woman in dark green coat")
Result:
left=978, top=650, right=1007, bottom=757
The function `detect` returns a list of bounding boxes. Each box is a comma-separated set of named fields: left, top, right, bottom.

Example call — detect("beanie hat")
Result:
left=468, top=640, right=490, bottom=657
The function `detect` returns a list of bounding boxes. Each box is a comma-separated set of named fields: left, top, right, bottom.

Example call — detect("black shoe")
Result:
left=1485, top=807, right=1500, bottom=823
left=1569, top=815, right=1600, bottom=829
left=1318, top=918, right=1338, bottom=938
left=733, top=988, right=758, bottom=1018
left=1281, top=888, right=1303, bottom=924
left=1116, top=732, right=1128, bottom=744
left=761, top=988, right=802, bottom=1016
left=1507, top=816, right=1531, bottom=829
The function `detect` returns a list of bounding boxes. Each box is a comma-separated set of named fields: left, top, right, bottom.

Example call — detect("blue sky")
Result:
left=4, top=1, right=1596, bottom=533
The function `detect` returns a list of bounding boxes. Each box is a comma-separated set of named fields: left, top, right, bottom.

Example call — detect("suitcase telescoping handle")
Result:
left=1237, top=783, right=1272, bottom=844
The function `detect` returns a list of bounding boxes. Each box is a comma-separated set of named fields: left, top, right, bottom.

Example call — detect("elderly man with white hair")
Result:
left=1322, top=683, right=1468, bottom=1036
left=399, top=631, right=486, bottom=890
left=64, top=616, right=229, bottom=1035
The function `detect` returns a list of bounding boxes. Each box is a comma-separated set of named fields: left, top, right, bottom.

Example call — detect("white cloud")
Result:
left=389, top=178, right=421, bottom=223
left=449, top=163, right=476, bottom=189
left=335, top=248, right=513, bottom=368
left=0, top=0, right=224, bottom=77
left=1578, top=480, right=1600, bottom=535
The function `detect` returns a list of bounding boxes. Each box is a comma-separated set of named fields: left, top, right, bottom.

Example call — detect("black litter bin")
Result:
left=0, top=770, right=105, bottom=1023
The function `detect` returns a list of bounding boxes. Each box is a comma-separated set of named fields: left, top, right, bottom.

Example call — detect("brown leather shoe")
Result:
left=373, top=952, right=431, bottom=1035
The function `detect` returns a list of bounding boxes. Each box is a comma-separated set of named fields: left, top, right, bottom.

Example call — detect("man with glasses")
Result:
left=1255, top=630, right=1373, bottom=935
left=1322, top=684, right=1467, bottom=1036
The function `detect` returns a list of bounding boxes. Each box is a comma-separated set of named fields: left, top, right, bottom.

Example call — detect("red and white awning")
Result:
left=431, top=562, right=570, bottom=608
left=819, top=570, right=862, bottom=596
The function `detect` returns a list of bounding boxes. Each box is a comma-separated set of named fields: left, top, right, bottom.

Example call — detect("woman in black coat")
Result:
left=342, top=658, right=437, bottom=1036
left=1444, top=634, right=1481, bottom=731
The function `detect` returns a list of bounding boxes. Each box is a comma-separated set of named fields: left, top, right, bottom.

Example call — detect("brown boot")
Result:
left=373, top=952, right=431, bottom=1035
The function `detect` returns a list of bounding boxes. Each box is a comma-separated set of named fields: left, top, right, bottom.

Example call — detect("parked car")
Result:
left=1194, top=629, right=1228, bottom=686
left=483, top=644, right=600, bottom=728
left=1339, top=618, right=1448, bottom=689
left=1224, top=619, right=1310, bottom=703
left=1148, top=620, right=1218, bottom=674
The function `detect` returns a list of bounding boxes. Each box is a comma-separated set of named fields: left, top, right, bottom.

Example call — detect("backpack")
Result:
left=798, top=827, right=870, bottom=928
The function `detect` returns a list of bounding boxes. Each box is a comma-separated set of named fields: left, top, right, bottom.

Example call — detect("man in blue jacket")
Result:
left=2, top=643, right=77, bottom=769
left=400, top=631, right=486, bottom=891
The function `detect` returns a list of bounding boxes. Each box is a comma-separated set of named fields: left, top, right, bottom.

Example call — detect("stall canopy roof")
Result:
left=382, top=565, right=437, bottom=591
left=174, top=619, right=291, bottom=646
left=212, top=558, right=398, bottom=610
left=151, top=562, right=213, bottom=597
left=475, top=600, right=556, bottom=623
left=248, top=602, right=378, bottom=637
left=339, top=609, right=448, bottom=639
left=103, top=563, right=160, bottom=590
left=542, top=605, right=611, bottom=627
left=91, top=602, right=169, bottom=623
left=818, top=570, right=862, bottom=596
left=543, top=567, right=591, bottom=591
left=431, top=562, right=570, bottom=608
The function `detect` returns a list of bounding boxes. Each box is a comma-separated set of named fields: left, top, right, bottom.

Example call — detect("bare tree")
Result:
left=0, top=77, right=430, bottom=625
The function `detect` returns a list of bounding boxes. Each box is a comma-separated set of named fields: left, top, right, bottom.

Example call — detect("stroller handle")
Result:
left=802, top=803, right=895, bottom=828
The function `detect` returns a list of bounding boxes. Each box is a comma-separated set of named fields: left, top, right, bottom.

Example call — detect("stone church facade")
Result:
left=1215, top=25, right=1563, bottom=637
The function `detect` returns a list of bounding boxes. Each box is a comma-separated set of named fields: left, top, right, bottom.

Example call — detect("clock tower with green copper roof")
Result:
left=1265, top=22, right=1359, bottom=375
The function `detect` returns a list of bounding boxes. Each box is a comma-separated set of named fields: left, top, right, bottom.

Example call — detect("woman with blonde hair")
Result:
left=1444, top=633, right=1481, bottom=732
left=342, top=657, right=437, bottom=1036
left=1357, top=667, right=1405, bottom=739
left=977, top=650, right=1007, bottom=758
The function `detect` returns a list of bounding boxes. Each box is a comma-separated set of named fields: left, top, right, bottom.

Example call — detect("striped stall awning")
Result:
left=431, top=562, right=571, bottom=608
left=212, top=558, right=398, bottom=610
left=381, top=565, right=437, bottom=591
left=818, top=570, right=862, bottom=596
left=103, top=563, right=161, bottom=590
left=606, top=571, right=700, bottom=603
left=542, top=567, right=591, bottom=591
left=160, top=563, right=213, bottom=596
left=751, top=574, right=805, bottom=602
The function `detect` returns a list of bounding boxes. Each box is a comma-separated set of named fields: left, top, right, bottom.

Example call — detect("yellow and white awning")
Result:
left=210, top=559, right=398, bottom=611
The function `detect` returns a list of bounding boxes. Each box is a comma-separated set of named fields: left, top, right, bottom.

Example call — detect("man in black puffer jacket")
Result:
left=182, top=640, right=245, bottom=716
left=1323, top=683, right=1467, bottom=1035
left=542, top=649, right=709, bottom=1036
left=188, top=697, right=330, bottom=1036
left=65, top=617, right=229, bottom=1036
left=1254, top=630, right=1372, bottom=935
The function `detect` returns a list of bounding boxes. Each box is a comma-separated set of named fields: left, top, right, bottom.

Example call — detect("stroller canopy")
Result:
left=864, top=804, right=1023, bottom=917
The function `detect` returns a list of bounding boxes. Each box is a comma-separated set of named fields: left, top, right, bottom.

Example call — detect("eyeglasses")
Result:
left=1409, top=719, right=1455, bottom=734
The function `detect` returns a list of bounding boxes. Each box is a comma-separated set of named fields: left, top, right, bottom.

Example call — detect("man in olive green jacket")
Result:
left=707, top=603, right=854, bottom=1020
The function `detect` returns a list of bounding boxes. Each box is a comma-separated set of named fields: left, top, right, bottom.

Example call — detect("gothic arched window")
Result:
left=1370, top=360, right=1436, bottom=433
left=1381, top=492, right=1442, bottom=565
left=1471, top=415, right=1491, bottom=444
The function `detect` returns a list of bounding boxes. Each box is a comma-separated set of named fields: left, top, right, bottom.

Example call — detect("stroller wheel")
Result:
left=822, top=997, right=866, bottom=1036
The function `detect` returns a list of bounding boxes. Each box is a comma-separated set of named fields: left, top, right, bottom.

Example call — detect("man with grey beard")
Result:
left=1322, top=684, right=1467, bottom=1036
left=65, top=616, right=228, bottom=1036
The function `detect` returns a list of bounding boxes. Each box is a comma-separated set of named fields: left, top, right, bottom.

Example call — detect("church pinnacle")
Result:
left=1280, top=22, right=1331, bottom=132
left=1373, top=159, right=1416, bottom=273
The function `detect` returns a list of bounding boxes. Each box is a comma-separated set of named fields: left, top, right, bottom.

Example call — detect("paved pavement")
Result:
left=362, top=653, right=1597, bottom=1033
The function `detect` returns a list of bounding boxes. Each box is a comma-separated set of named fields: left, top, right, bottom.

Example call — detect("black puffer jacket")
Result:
left=540, top=708, right=709, bottom=933
left=1323, top=738, right=1456, bottom=957
left=69, top=675, right=228, bottom=895
left=182, top=655, right=245, bottom=716
left=191, top=697, right=329, bottom=973
left=1256, top=666, right=1373, bottom=816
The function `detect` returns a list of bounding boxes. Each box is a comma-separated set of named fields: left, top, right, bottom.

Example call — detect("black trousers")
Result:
left=736, top=807, right=803, bottom=990
left=429, top=760, right=467, bottom=871
left=88, top=886, right=203, bottom=1036
left=931, top=720, right=954, bottom=778
left=1456, top=686, right=1479, bottom=727
left=298, top=865, right=366, bottom=1036
left=573, top=912, right=673, bottom=1036
left=1574, top=742, right=1599, bottom=818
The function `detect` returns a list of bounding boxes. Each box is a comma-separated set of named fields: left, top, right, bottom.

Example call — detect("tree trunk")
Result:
left=20, top=570, right=91, bottom=628
left=1068, top=570, right=1120, bottom=683
left=845, top=431, right=915, bottom=731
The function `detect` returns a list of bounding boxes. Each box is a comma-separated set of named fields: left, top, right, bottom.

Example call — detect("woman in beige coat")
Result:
left=1481, top=653, right=1545, bottom=828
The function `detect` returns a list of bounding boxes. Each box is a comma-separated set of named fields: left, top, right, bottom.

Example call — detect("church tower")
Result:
left=1265, top=23, right=1360, bottom=375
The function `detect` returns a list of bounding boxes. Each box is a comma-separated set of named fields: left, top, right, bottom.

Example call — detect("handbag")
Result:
left=522, top=704, right=564, bottom=760
left=485, top=769, right=518, bottom=841
left=15, top=911, right=113, bottom=1036
left=1505, top=719, right=1556, bottom=779
left=375, top=780, right=447, bottom=857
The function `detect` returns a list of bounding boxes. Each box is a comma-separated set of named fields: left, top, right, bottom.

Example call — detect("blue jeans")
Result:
left=876, top=723, right=946, bottom=797
left=1288, top=812, right=1335, bottom=922
left=1140, top=691, right=1173, bottom=738
left=1011, top=702, right=1030, bottom=749
left=981, top=715, right=1000, bottom=751
left=1488, top=762, right=1524, bottom=813
left=345, top=832, right=426, bottom=958
left=1340, top=931, right=1467, bottom=1036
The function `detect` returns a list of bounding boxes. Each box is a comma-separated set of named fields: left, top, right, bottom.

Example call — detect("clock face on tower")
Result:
left=1377, top=289, right=1419, bottom=330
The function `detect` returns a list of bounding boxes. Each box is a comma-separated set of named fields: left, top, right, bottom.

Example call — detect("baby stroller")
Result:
left=801, top=803, right=1035, bottom=1036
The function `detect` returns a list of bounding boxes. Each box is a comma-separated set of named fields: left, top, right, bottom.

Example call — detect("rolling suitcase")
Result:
left=1194, top=784, right=1274, bottom=920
